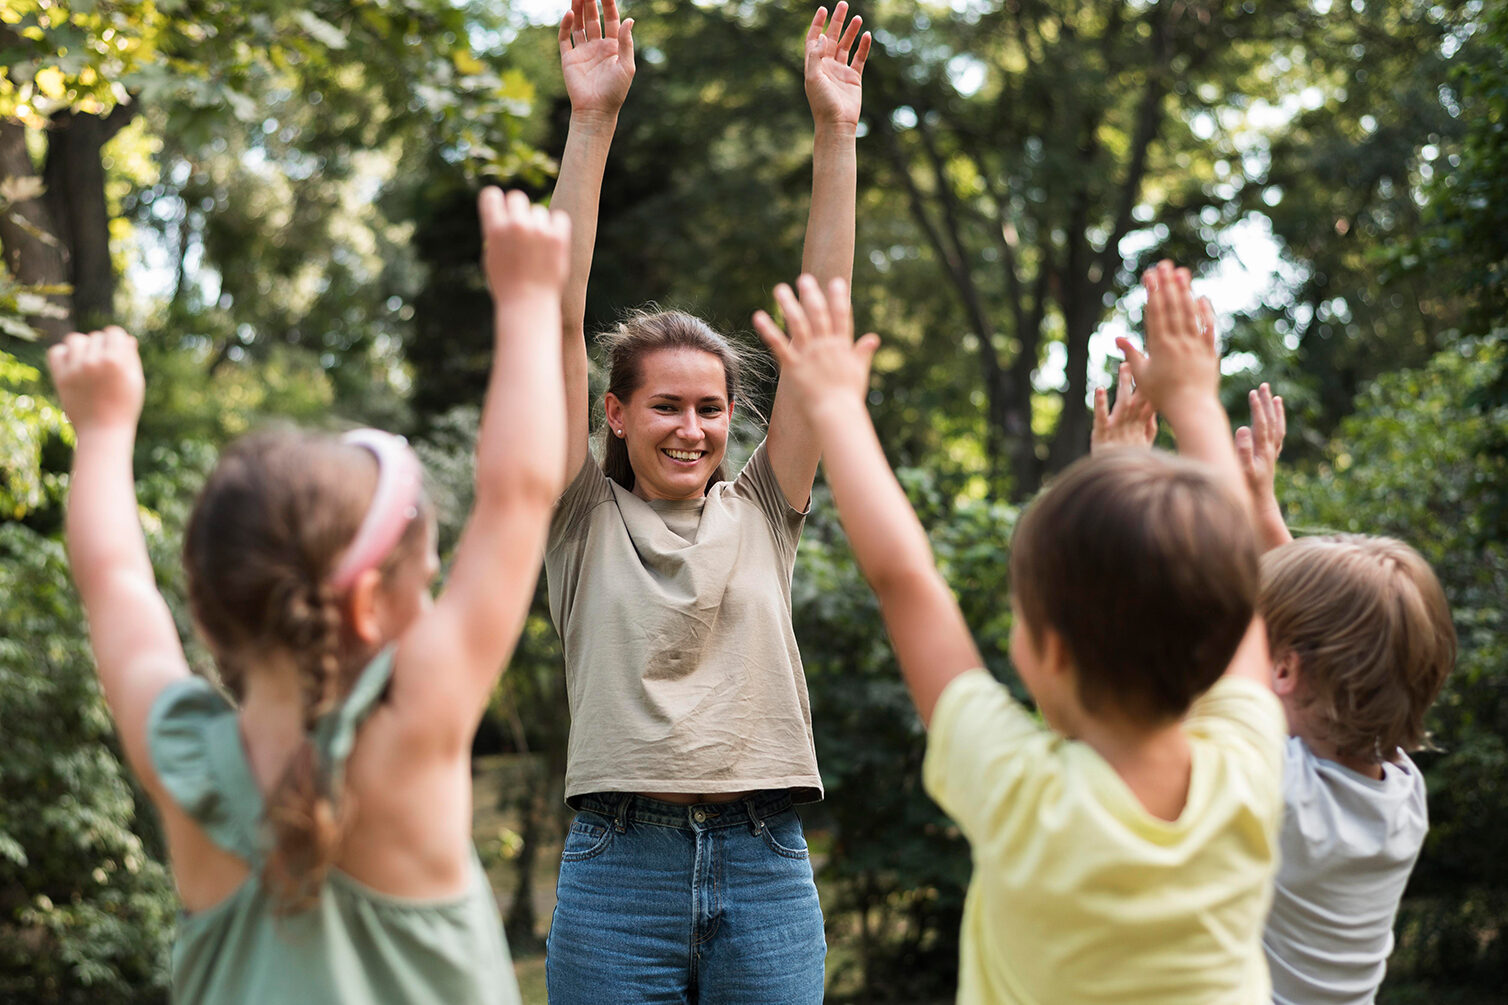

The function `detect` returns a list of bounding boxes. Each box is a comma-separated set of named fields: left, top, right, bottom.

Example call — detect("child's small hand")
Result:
left=1091, top=362, right=1158, bottom=454
left=558, top=0, right=635, bottom=118
left=1236, top=382, right=1285, bottom=506
left=479, top=188, right=572, bottom=303
left=1116, top=260, right=1219, bottom=419
left=804, top=3, right=871, bottom=130
left=754, top=274, right=879, bottom=417
left=46, top=327, right=145, bottom=435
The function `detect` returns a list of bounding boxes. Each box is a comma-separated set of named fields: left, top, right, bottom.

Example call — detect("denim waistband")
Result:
left=574, top=790, right=795, bottom=832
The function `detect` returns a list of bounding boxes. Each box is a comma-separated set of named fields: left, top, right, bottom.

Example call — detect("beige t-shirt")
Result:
left=545, top=441, right=822, bottom=805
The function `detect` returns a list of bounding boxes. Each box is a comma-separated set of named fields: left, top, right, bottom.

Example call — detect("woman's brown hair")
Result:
left=597, top=309, right=759, bottom=493
left=183, top=428, right=428, bottom=913
left=1260, top=534, right=1456, bottom=761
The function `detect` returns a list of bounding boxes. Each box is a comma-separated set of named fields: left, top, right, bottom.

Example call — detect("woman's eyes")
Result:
left=651, top=404, right=724, bottom=416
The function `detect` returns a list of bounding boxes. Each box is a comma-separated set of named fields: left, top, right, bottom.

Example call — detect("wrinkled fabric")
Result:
left=546, top=440, right=821, bottom=804
left=1264, top=738, right=1427, bottom=1005
left=924, top=671, right=1286, bottom=1005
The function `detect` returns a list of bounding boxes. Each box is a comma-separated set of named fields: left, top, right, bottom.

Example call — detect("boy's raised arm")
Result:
left=1237, top=382, right=1293, bottom=552
left=553, top=0, right=635, bottom=478
left=767, top=4, right=871, bottom=510
left=48, top=329, right=190, bottom=789
left=756, top=276, right=983, bottom=725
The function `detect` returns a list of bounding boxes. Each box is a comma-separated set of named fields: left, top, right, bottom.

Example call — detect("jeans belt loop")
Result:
left=744, top=795, right=762, bottom=836
left=614, top=792, right=632, bottom=833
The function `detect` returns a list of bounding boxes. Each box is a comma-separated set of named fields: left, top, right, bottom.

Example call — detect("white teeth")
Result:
left=665, top=449, right=702, bottom=461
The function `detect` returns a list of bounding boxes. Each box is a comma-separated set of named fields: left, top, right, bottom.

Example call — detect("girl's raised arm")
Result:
left=390, top=191, right=571, bottom=750
left=49, top=329, right=190, bottom=791
left=767, top=3, right=871, bottom=510
left=553, top=0, right=635, bottom=478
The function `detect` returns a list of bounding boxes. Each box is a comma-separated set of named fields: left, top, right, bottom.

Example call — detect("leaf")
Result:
left=33, top=65, right=66, bottom=100
left=293, top=11, right=349, bottom=51
left=0, top=175, right=45, bottom=206
left=0, top=314, right=38, bottom=341
left=451, top=49, right=485, bottom=77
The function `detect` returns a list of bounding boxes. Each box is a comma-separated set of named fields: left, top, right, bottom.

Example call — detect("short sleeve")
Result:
left=147, top=677, right=264, bottom=863
left=550, top=451, right=614, bottom=550
left=1185, top=676, right=1287, bottom=807
left=729, top=440, right=808, bottom=561
left=923, top=669, right=1056, bottom=843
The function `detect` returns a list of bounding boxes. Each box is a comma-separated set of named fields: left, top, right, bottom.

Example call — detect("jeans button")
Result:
left=693, top=810, right=706, bottom=823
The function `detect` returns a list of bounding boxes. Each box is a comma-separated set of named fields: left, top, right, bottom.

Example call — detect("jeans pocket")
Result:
left=757, top=809, right=810, bottom=860
left=560, top=812, right=615, bottom=863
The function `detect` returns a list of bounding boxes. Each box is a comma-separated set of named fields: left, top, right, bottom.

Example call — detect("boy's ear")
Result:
left=1042, top=626, right=1074, bottom=678
left=1271, top=649, right=1301, bottom=697
left=344, top=568, right=385, bottom=647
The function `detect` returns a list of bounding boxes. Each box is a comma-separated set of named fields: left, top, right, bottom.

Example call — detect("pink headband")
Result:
left=327, top=429, right=424, bottom=592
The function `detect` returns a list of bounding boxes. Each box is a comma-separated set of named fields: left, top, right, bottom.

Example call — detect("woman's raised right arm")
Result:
left=553, top=0, right=635, bottom=476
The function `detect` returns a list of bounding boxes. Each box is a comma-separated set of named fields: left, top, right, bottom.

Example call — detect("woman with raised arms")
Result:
left=541, top=1, right=871, bottom=1001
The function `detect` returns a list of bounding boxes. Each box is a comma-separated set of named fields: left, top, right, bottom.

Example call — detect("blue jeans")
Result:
left=545, top=791, right=826, bottom=1004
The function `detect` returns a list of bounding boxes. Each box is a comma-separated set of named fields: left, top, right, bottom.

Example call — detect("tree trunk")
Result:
left=0, top=119, right=72, bottom=340
left=41, top=103, right=137, bottom=330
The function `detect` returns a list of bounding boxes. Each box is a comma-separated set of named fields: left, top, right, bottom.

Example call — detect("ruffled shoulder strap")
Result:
left=313, top=646, right=396, bottom=796
left=147, top=677, right=265, bottom=863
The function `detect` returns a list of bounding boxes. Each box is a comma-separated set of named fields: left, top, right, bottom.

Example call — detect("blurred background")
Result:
left=1, top=1, right=1503, bottom=1001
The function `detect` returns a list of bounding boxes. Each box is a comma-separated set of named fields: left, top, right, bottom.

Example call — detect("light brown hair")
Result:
left=1260, top=534, right=1456, bottom=761
left=183, top=428, right=428, bottom=913
left=1010, top=449, right=1259, bottom=724
left=597, top=309, right=758, bottom=493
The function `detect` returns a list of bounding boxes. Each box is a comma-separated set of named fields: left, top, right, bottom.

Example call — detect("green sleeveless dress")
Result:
left=147, top=650, right=523, bottom=1004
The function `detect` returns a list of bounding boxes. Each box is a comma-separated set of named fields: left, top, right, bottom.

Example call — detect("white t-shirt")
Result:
left=1264, top=736, right=1428, bottom=1005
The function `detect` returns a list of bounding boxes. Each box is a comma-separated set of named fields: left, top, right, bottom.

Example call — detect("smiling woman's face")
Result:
left=604, top=347, right=732, bottom=502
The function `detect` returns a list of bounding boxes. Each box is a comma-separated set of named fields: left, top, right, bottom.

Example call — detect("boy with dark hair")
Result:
left=753, top=261, right=1286, bottom=1003
left=1236, top=388, right=1457, bottom=1005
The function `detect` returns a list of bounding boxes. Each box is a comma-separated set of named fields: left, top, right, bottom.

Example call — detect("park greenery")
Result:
left=2, top=0, right=1505, bottom=1000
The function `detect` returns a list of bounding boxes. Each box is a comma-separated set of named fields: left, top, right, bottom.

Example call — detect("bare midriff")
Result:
left=637, top=790, right=757, bottom=805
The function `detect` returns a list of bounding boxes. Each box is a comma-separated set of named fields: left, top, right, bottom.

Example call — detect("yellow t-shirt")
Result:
left=923, top=670, right=1286, bottom=1005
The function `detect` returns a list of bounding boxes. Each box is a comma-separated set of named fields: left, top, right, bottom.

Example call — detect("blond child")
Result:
left=1233, top=387, right=1457, bottom=1005
left=754, top=261, right=1286, bottom=1003
left=47, top=190, right=569, bottom=1003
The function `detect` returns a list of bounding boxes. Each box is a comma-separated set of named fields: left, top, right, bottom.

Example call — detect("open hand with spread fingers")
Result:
left=754, top=275, right=880, bottom=418
left=1091, top=362, right=1158, bottom=454
left=804, top=3, right=871, bottom=129
left=559, top=0, right=636, bottom=117
left=1236, top=382, right=1285, bottom=505
left=47, top=327, right=145, bottom=436
left=1116, top=260, right=1220, bottom=419
left=479, top=188, right=573, bottom=303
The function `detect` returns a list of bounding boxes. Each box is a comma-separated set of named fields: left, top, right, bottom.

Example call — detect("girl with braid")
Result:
left=47, top=189, right=569, bottom=1004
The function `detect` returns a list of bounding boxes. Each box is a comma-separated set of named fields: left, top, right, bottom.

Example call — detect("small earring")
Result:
left=614, top=428, right=624, bottom=437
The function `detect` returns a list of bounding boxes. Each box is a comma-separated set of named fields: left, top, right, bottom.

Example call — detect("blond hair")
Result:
left=1260, top=534, right=1456, bottom=761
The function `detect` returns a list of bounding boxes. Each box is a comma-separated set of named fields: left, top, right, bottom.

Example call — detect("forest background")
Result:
left=1, top=0, right=1504, bottom=1001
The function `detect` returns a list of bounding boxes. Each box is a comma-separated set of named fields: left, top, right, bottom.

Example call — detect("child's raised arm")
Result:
left=389, top=191, right=571, bottom=751
left=48, top=328, right=190, bottom=792
left=766, top=3, right=872, bottom=511
left=553, top=0, right=635, bottom=479
left=1237, top=382, right=1293, bottom=552
left=1118, top=260, right=1270, bottom=685
left=755, top=276, right=982, bottom=725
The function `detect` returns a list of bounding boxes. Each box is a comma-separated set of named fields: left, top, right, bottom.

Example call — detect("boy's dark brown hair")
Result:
left=1260, top=534, right=1456, bottom=761
left=1010, top=449, right=1259, bottom=724
left=183, top=428, right=430, bottom=913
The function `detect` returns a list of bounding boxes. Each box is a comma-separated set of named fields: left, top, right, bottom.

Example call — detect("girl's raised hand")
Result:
left=755, top=274, right=879, bottom=417
left=804, top=3, right=871, bottom=129
left=479, top=188, right=572, bottom=302
left=559, top=0, right=635, bottom=117
left=47, top=327, right=145, bottom=435
left=1091, top=362, right=1158, bottom=454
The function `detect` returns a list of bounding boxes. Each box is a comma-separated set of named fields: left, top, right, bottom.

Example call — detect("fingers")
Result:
left=1115, top=361, right=1133, bottom=411
left=603, top=0, right=620, bottom=36
left=1235, top=426, right=1255, bottom=471
left=796, top=274, right=833, bottom=342
left=1143, top=411, right=1158, bottom=442
left=1197, top=296, right=1218, bottom=352
left=854, top=331, right=881, bottom=374
left=773, top=283, right=811, bottom=348
left=807, top=6, right=827, bottom=46
left=752, top=309, right=793, bottom=369
left=836, top=11, right=863, bottom=63
left=1115, top=336, right=1147, bottom=381
left=1249, top=387, right=1270, bottom=449
left=559, top=10, right=574, bottom=51
left=1093, top=387, right=1110, bottom=439
left=619, top=18, right=635, bottom=70
left=583, top=0, right=602, bottom=41
left=852, top=31, right=872, bottom=74
left=1273, top=394, right=1286, bottom=448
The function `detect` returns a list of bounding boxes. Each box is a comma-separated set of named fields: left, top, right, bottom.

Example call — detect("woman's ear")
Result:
left=343, top=568, right=385, bottom=647
left=604, top=392, right=625, bottom=438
